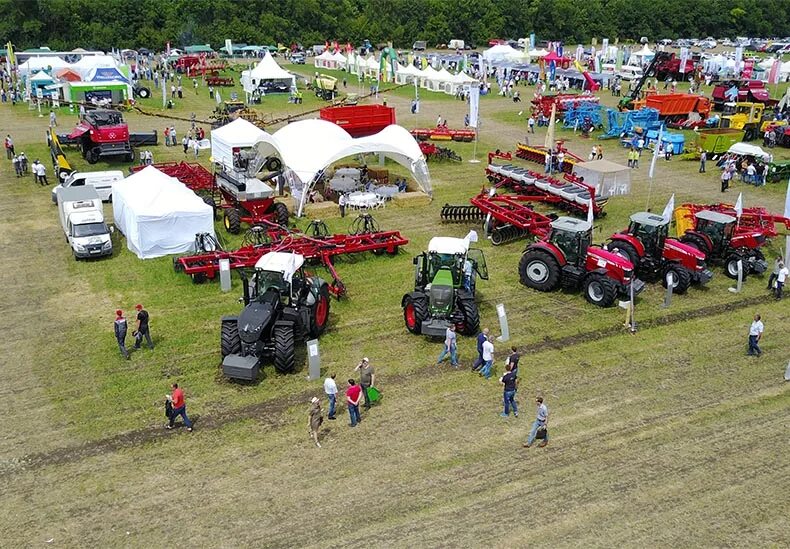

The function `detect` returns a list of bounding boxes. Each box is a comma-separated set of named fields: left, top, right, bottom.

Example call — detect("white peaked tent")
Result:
left=72, top=55, right=121, bottom=77
left=313, top=50, right=336, bottom=69
left=241, top=52, right=296, bottom=93
left=395, top=63, right=422, bottom=84
left=482, top=44, right=521, bottom=62
left=210, top=118, right=267, bottom=170
left=112, top=166, right=215, bottom=259
left=18, top=56, right=70, bottom=76
left=331, top=51, right=348, bottom=69
left=250, top=120, right=431, bottom=215
left=630, top=45, right=655, bottom=66
left=448, top=71, right=478, bottom=95
left=528, top=48, right=549, bottom=58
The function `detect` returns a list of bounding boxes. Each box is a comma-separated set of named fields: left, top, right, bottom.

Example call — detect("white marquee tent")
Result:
left=210, top=118, right=267, bottom=170
left=482, top=44, right=522, bottom=62
left=18, top=56, right=70, bottom=76
left=250, top=120, right=431, bottom=215
left=240, top=52, right=296, bottom=94
left=313, top=50, right=337, bottom=69
left=112, top=166, right=215, bottom=259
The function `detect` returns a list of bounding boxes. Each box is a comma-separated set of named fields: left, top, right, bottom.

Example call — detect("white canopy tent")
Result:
left=112, top=166, right=215, bottom=259
left=240, top=52, right=296, bottom=94
left=528, top=48, right=549, bottom=58
left=331, top=51, right=348, bottom=69
left=72, top=55, right=122, bottom=77
left=313, top=50, right=337, bottom=69
left=210, top=118, right=267, bottom=170
left=482, top=44, right=522, bottom=62
left=572, top=159, right=632, bottom=198
left=727, top=143, right=771, bottom=161
left=630, top=45, right=655, bottom=66
left=18, top=56, right=70, bottom=76
left=251, top=120, right=431, bottom=216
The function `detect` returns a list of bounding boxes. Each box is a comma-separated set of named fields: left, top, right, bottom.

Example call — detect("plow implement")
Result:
left=174, top=216, right=408, bottom=297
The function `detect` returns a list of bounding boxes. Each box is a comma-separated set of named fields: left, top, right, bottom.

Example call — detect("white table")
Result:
left=328, top=177, right=360, bottom=193
left=372, top=185, right=400, bottom=199
left=346, top=191, right=384, bottom=209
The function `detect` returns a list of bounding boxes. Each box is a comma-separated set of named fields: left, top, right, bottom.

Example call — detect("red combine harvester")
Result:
left=174, top=215, right=408, bottom=296
left=644, top=93, right=711, bottom=122
left=410, top=127, right=476, bottom=142
left=712, top=80, right=776, bottom=111
left=66, top=109, right=133, bottom=164
left=531, top=94, right=600, bottom=118
left=319, top=104, right=396, bottom=137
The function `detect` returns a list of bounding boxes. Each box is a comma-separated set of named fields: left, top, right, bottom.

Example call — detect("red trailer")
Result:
left=644, top=93, right=711, bottom=121
left=712, top=80, right=776, bottom=110
left=319, top=104, right=396, bottom=137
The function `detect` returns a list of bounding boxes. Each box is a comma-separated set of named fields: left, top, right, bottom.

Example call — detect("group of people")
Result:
left=718, top=154, right=770, bottom=191
left=113, top=304, right=154, bottom=360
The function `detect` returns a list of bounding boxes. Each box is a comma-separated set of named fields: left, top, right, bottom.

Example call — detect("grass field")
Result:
left=1, top=59, right=789, bottom=546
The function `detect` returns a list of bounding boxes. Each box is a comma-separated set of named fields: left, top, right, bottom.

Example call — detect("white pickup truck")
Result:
left=56, top=186, right=113, bottom=259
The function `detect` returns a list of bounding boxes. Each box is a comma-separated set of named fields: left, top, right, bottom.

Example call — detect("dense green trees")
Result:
left=1, top=0, right=789, bottom=52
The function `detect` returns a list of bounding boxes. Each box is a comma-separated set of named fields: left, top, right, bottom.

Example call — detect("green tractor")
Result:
left=401, top=231, right=488, bottom=337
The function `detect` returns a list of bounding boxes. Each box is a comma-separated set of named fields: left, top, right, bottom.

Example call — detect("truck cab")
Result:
left=56, top=186, right=113, bottom=259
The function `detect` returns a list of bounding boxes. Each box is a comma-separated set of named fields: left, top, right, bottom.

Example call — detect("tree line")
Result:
left=2, top=0, right=789, bottom=52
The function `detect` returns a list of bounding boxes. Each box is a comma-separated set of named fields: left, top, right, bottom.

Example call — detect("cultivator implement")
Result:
left=419, top=141, right=463, bottom=162
left=677, top=203, right=790, bottom=239
left=440, top=204, right=487, bottom=223
left=130, top=162, right=215, bottom=193
left=174, top=215, right=408, bottom=297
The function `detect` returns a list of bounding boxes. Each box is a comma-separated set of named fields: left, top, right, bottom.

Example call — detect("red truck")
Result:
left=67, top=109, right=133, bottom=164
left=319, top=104, right=396, bottom=137
left=644, top=93, right=711, bottom=121
left=712, top=80, right=775, bottom=111
left=653, top=53, right=698, bottom=81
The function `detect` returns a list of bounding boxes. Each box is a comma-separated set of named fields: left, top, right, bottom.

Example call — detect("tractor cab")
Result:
left=548, top=217, right=592, bottom=266
left=693, top=210, right=736, bottom=253
left=628, top=212, right=668, bottom=257
left=251, top=252, right=317, bottom=308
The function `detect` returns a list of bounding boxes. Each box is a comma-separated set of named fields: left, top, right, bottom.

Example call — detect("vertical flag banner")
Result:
left=769, top=58, right=781, bottom=85
left=575, top=45, right=584, bottom=62
left=649, top=126, right=663, bottom=179
left=587, top=198, right=594, bottom=225
left=735, top=192, right=743, bottom=220
left=679, top=47, right=689, bottom=73
left=616, top=48, right=623, bottom=70
left=468, top=85, right=480, bottom=128
left=661, top=193, right=675, bottom=221
left=601, top=38, right=609, bottom=56
left=530, top=33, right=536, bottom=50
left=544, top=103, right=556, bottom=149
left=734, top=46, right=743, bottom=72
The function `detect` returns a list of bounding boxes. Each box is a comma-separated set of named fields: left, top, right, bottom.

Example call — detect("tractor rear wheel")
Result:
left=680, top=234, right=709, bottom=255
left=223, top=208, right=242, bottom=234
left=87, top=147, right=101, bottom=164
left=725, top=253, right=747, bottom=280
left=661, top=264, right=692, bottom=294
left=402, top=294, right=428, bottom=335
left=220, top=319, right=241, bottom=358
left=273, top=323, right=296, bottom=374
left=455, top=298, right=480, bottom=336
left=309, top=285, right=331, bottom=338
left=609, top=240, right=639, bottom=268
left=519, top=249, right=561, bottom=291
left=273, top=202, right=289, bottom=227
left=583, top=274, right=617, bottom=307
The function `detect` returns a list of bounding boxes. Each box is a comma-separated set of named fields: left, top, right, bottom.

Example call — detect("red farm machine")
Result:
left=410, top=127, right=476, bottom=142
left=64, top=109, right=134, bottom=164
left=319, top=104, right=396, bottom=137
left=531, top=94, right=600, bottom=118
left=711, top=80, right=776, bottom=111
left=419, top=141, right=462, bottom=162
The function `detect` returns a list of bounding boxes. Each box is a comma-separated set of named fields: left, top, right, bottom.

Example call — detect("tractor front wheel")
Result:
left=87, top=147, right=101, bottom=164
left=662, top=264, right=692, bottom=294
left=402, top=294, right=428, bottom=335
left=220, top=319, right=241, bottom=358
left=583, top=274, right=617, bottom=307
left=223, top=208, right=242, bottom=234
left=309, top=285, right=331, bottom=338
left=455, top=298, right=480, bottom=336
left=725, top=253, right=748, bottom=280
left=273, top=202, right=289, bottom=227
left=273, top=323, right=296, bottom=374
left=519, top=249, right=561, bottom=291
left=609, top=240, right=639, bottom=269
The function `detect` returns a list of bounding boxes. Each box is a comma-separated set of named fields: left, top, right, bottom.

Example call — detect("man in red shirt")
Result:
left=166, top=383, right=193, bottom=432
left=345, top=379, right=362, bottom=427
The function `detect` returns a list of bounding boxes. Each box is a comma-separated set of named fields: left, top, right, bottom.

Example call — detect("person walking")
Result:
left=49, top=110, right=57, bottom=128
left=499, top=363, right=518, bottom=417
left=767, top=256, right=783, bottom=292
left=12, top=154, right=21, bottom=177
left=338, top=193, right=346, bottom=218
left=177, top=84, right=183, bottom=99
left=166, top=383, right=193, bottom=431
left=721, top=166, right=732, bottom=192
left=470, top=328, right=488, bottom=372
left=169, top=126, right=177, bottom=147
left=19, top=152, right=28, bottom=175
left=308, top=396, right=323, bottom=447
left=437, top=325, right=459, bottom=368
left=323, top=373, right=338, bottom=420
left=182, top=135, right=189, bottom=154
left=133, top=303, right=154, bottom=350
left=480, top=335, right=495, bottom=379
left=528, top=115, right=535, bottom=133
left=192, top=138, right=200, bottom=158
left=699, top=150, right=707, bottom=173
left=114, top=309, right=130, bottom=359
left=35, top=161, right=48, bottom=186
left=5, top=134, right=14, bottom=159
left=355, top=357, right=375, bottom=410
left=506, top=345, right=520, bottom=376
left=775, top=261, right=788, bottom=299
left=523, top=396, right=549, bottom=448
left=345, top=379, right=362, bottom=427
left=747, top=314, right=764, bottom=356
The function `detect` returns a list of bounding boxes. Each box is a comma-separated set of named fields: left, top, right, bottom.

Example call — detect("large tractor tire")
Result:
left=519, top=249, right=561, bottom=291
left=661, top=264, right=692, bottom=294
left=608, top=240, right=639, bottom=268
left=220, top=318, right=241, bottom=358
left=273, top=323, right=296, bottom=373
left=679, top=234, right=709, bottom=255
left=402, top=293, right=428, bottom=335
left=583, top=273, right=617, bottom=307
left=725, top=253, right=748, bottom=280
left=202, top=195, right=217, bottom=219
left=309, top=285, right=331, bottom=338
left=455, top=297, right=480, bottom=336
left=223, top=208, right=242, bottom=234
left=136, top=86, right=151, bottom=99
left=87, top=147, right=101, bottom=164
left=273, top=202, right=289, bottom=227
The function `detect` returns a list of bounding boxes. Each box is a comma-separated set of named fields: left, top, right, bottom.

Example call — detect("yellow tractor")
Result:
left=313, top=73, right=338, bottom=100
left=719, top=102, right=766, bottom=141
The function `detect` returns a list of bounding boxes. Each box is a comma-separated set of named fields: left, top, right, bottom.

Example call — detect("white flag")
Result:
left=735, top=192, right=743, bottom=219
left=785, top=177, right=790, bottom=219
left=661, top=193, right=675, bottom=221
left=587, top=197, right=594, bottom=225
left=468, top=85, right=480, bottom=128
left=648, top=127, right=663, bottom=179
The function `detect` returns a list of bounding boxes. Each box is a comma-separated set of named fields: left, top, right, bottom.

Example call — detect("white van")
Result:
left=618, top=65, right=644, bottom=81
left=51, top=170, right=125, bottom=203
left=448, top=39, right=465, bottom=50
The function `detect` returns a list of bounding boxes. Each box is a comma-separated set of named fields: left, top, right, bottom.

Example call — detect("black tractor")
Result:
left=220, top=252, right=330, bottom=381
left=401, top=232, right=487, bottom=337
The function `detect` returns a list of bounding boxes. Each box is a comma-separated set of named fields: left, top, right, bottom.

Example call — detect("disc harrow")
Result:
left=441, top=204, right=487, bottom=223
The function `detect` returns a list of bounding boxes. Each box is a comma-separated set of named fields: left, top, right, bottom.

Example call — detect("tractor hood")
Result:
left=238, top=290, right=279, bottom=344
left=588, top=247, right=634, bottom=271
left=664, top=238, right=705, bottom=260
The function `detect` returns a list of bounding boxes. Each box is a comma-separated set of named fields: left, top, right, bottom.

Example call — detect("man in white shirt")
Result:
left=479, top=335, right=495, bottom=379
left=323, top=374, right=338, bottom=420
left=36, top=161, right=47, bottom=186
left=437, top=325, right=459, bottom=368
left=775, top=261, right=788, bottom=300
left=747, top=314, right=764, bottom=357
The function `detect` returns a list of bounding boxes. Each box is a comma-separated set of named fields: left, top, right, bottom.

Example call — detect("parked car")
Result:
left=291, top=53, right=305, bottom=64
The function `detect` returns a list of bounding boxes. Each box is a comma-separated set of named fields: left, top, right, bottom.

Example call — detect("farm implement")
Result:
left=174, top=214, right=408, bottom=297
left=410, top=127, right=476, bottom=142
left=419, top=141, right=462, bottom=162
left=514, top=143, right=583, bottom=174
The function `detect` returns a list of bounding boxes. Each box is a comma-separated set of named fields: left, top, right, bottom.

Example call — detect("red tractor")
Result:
left=519, top=217, right=644, bottom=307
left=679, top=210, right=768, bottom=279
left=67, top=109, right=133, bottom=164
left=607, top=212, right=712, bottom=294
